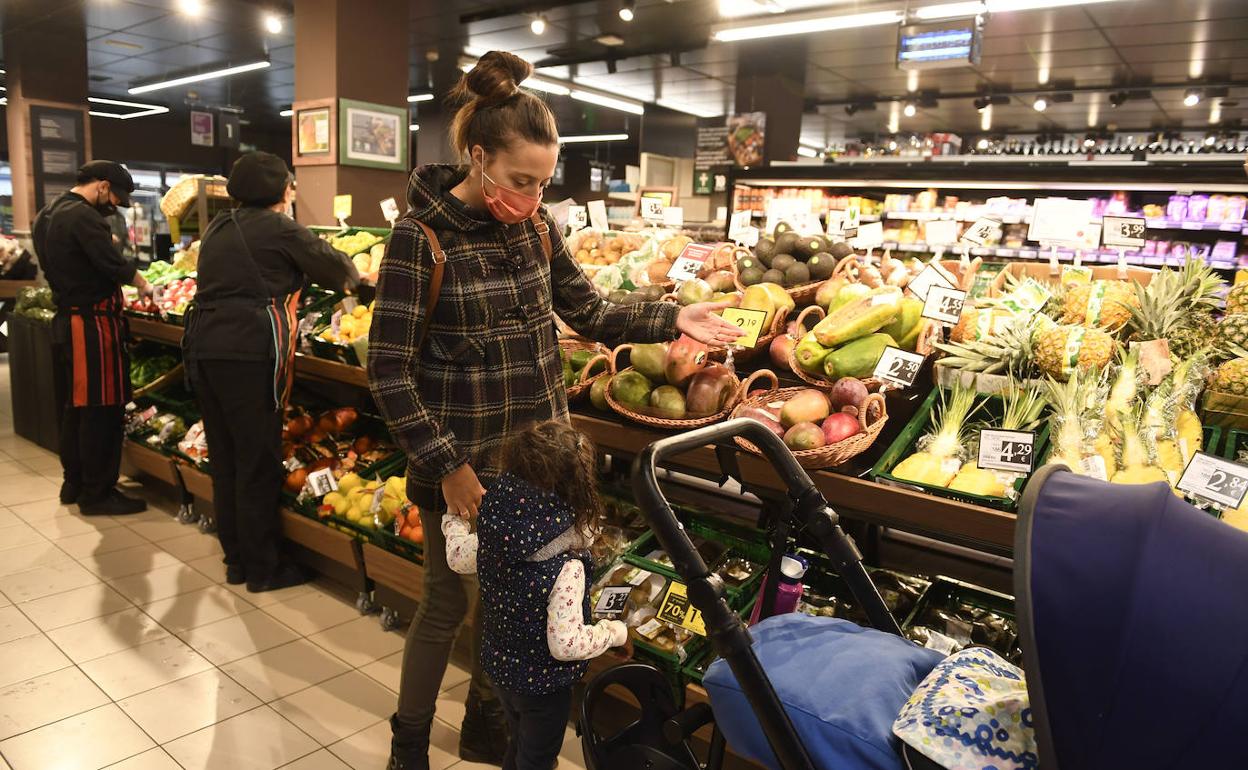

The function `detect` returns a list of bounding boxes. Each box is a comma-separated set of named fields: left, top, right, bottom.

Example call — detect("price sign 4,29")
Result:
left=873, top=346, right=925, bottom=389
left=1177, top=452, right=1248, bottom=509
left=977, top=429, right=1036, bottom=474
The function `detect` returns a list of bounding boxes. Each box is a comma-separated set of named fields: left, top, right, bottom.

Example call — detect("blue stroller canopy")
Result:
left=1016, top=466, right=1248, bottom=770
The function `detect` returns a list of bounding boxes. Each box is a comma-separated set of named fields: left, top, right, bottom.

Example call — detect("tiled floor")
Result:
left=0, top=356, right=590, bottom=770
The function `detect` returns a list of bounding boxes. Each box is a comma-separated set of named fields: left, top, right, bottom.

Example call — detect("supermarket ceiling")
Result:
left=3, top=0, right=1248, bottom=145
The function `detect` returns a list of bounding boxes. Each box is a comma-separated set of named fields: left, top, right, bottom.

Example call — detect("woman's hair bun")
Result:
left=464, top=51, right=532, bottom=104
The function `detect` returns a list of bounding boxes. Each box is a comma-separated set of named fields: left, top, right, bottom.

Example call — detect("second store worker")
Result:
left=183, top=151, right=360, bottom=593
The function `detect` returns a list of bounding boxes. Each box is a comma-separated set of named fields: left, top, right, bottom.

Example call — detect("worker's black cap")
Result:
left=77, top=160, right=135, bottom=207
left=227, top=151, right=293, bottom=207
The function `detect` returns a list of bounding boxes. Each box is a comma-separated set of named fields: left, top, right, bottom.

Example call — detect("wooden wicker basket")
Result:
left=732, top=389, right=888, bottom=469
left=832, top=254, right=982, bottom=294
left=603, top=345, right=774, bottom=430
left=134, top=363, right=186, bottom=399
left=786, top=305, right=939, bottom=390
left=559, top=338, right=608, bottom=402
left=732, top=257, right=823, bottom=306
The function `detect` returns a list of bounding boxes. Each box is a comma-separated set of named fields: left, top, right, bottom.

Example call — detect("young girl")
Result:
left=442, top=420, right=628, bottom=770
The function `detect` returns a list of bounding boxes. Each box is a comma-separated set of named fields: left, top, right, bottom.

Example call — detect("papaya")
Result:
left=828, top=282, right=871, bottom=313
left=879, top=297, right=923, bottom=352
left=610, top=370, right=654, bottom=409
left=794, top=331, right=832, bottom=375
left=811, top=287, right=902, bottom=348
left=823, top=333, right=896, bottom=380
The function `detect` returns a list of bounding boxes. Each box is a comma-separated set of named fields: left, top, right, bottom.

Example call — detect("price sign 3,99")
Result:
left=1177, top=452, right=1248, bottom=509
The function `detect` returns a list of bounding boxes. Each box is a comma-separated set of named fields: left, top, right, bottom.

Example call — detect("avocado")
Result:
left=608, top=289, right=628, bottom=304
left=793, top=235, right=824, bottom=260
left=739, top=266, right=765, bottom=286
left=754, top=237, right=777, bottom=266
left=736, top=257, right=759, bottom=274
left=621, top=292, right=646, bottom=304
left=761, top=269, right=787, bottom=286
left=774, top=221, right=795, bottom=238
left=643, top=285, right=666, bottom=301
left=807, top=253, right=835, bottom=281
left=829, top=241, right=855, bottom=260
left=784, top=263, right=811, bottom=287
left=817, top=236, right=836, bottom=253
left=771, top=254, right=797, bottom=274
left=775, top=231, right=800, bottom=256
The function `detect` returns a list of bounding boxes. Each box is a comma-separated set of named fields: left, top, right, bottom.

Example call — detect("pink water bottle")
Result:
left=749, top=554, right=808, bottom=625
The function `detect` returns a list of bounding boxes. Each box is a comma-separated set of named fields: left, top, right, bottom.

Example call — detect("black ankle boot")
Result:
left=459, top=693, right=508, bottom=766
left=388, top=713, right=430, bottom=770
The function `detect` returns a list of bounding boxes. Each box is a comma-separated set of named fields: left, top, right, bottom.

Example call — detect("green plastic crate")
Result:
left=872, top=386, right=1050, bottom=511
left=1220, top=428, right=1246, bottom=461
left=901, top=576, right=1020, bottom=662
left=308, top=226, right=392, bottom=256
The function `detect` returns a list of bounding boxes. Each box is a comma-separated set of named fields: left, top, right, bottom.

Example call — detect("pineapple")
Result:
left=1141, top=381, right=1182, bottom=480
left=1217, top=314, right=1248, bottom=351
left=1062, top=280, right=1139, bottom=331
left=1226, top=282, right=1248, bottom=315
left=1110, top=407, right=1170, bottom=486
left=1213, top=357, right=1248, bottom=396
left=950, top=307, right=1015, bottom=344
left=893, top=383, right=984, bottom=488
left=1104, top=348, right=1141, bottom=430
left=1034, top=324, right=1115, bottom=381
left=1131, top=260, right=1226, bottom=357
left=949, top=381, right=1046, bottom=498
left=1044, top=372, right=1106, bottom=475
left=935, top=314, right=1038, bottom=379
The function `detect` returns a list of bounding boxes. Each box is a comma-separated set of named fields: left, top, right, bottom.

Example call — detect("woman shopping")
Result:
left=184, top=152, right=359, bottom=593
left=369, top=50, right=743, bottom=770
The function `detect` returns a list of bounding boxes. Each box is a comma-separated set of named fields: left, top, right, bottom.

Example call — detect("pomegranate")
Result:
left=822, top=412, right=861, bottom=445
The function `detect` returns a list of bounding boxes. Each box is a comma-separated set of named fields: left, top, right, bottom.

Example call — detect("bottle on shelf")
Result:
left=748, top=554, right=809, bottom=625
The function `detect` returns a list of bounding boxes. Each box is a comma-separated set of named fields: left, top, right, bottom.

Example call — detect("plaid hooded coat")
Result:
left=367, top=165, right=680, bottom=511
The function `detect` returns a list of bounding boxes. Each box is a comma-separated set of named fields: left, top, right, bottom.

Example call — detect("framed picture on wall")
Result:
left=339, top=99, right=409, bottom=171
left=291, top=98, right=336, bottom=167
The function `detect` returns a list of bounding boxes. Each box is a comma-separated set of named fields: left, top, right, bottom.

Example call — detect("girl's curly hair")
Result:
left=498, top=420, right=602, bottom=534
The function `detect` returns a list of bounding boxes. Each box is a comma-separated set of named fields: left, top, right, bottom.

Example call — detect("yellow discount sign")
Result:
left=656, top=580, right=707, bottom=636
left=720, top=307, right=769, bottom=349
left=333, top=194, right=353, bottom=220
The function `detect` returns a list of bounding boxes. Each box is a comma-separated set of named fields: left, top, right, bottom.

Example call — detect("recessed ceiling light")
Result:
left=178, top=0, right=205, bottom=18
left=570, top=89, right=645, bottom=114
left=1033, top=96, right=1048, bottom=111
left=902, top=101, right=917, bottom=117
left=560, top=133, right=630, bottom=143
left=264, top=14, right=283, bottom=34
left=531, top=15, right=547, bottom=35
left=279, top=108, right=293, bottom=117
left=596, top=34, right=625, bottom=46
left=410, top=124, right=420, bottom=131
left=619, top=0, right=635, bottom=21
left=407, top=93, right=434, bottom=103
left=87, top=96, right=169, bottom=120
left=712, top=9, right=905, bottom=42
left=1184, top=88, right=1202, bottom=107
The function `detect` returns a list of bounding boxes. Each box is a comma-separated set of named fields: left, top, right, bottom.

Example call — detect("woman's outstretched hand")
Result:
left=676, top=297, right=746, bottom=348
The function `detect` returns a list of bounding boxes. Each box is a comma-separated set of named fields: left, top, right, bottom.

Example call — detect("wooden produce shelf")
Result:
left=361, top=542, right=423, bottom=602
left=280, top=508, right=360, bottom=569
left=127, top=316, right=183, bottom=345
left=0, top=280, right=40, bottom=300
left=295, top=354, right=369, bottom=388
left=122, top=441, right=178, bottom=485
left=174, top=461, right=214, bottom=500
left=571, top=412, right=1016, bottom=556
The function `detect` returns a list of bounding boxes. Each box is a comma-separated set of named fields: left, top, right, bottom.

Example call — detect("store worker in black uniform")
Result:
left=183, top=151, right=360, bottom=592
left=32, top=161, right=154, bottom=516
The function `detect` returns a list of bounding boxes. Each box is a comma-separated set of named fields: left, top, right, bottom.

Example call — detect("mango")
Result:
left=784, top=422, right=827, bottom=451
left=757, top=283, right=795, bottom=324
left=649, top=385, right=687, bottom=419
left=794, top=332, right=832, bottom=375
left=780, top=389, right=831, bottom=428
left=879, top=297, right=924, bottom=352
left=828, top=282, right=871, bottom=313
left=630, top=343, right=668, bottom=384
left=569, top=349, right=596, bottom=372
left=337, top=473, right=363, bottom=495
left=812, top=287, right=902, bottom=348
left=610, top=370, right=654, bottom=409
left=823, top=333, right=896, bottom=380
left=590, top=374, right=612, bottom=411
left=815, top=277, right=848, bottom=310
left=562, top=356, right=576, bottom=388
left=740, top=285, right=777, bottom=333
left=676, top=278, right=714, bottom=306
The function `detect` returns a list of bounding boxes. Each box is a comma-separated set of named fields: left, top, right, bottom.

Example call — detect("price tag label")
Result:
left=594, top=586, right=633, bottom=618
left=1028, top=197, right=1096, bottom=245
left=379, top=197, right=400, bottom=225
left=977, top=429, right=1036, bottom=473
left=568, top=205, right=588, bottom=232
left=667, top=242, right=715, bottom=283
left=844, top=204, right=861, bottom=234
left=656, top=580, right=707, bottom=636
left=764, top=198, right=814, bottom=237
left=924, top=218, right=959, bottom=247
left=1079, top=454, right=1108, bottom=481
left=640, top=196, right=665, bottom=223
left=922, top=285, right=967, bottom=325
left=1177, top=452, right=1248, bottom=509
left=728, top=210, right=753, bottom=243
left=906, top=262, right=957, bottom=302
left=333, top=194, right=353, bottom=221
left=369, top=485, right=386, bottom=514
left=662, top=206, right=685, bottom=227
left=872, top=346, right=925, bottom=389
left=826, top=210, right=846, bottom=237
left=1102, top=215, right=1147, bottom=249
left=852, top=221, right=884, bottom=249
left=283, top=456, right=305, bottom=472
left=588, top=200, right=610, bottom=231
left=960, top=217, right=1002, bottom=247
left=306, top=467, right=338, bottom=498
left=720, top=307, right=769, bottom=349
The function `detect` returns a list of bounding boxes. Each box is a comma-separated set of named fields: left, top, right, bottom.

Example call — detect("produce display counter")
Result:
left=280, top=508, right=362, bottom=571
left=128, top=316, right=183, bottom=345
left=0, top=280, right=40, bottom=300
left=122, top=439, right=179, bottom=485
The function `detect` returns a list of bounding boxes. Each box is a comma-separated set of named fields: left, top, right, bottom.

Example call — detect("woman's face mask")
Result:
left=475, top=149, right=554, bottom=225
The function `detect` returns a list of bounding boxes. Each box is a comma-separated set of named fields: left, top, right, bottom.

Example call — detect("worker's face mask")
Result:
left=94, top=183, right=118, bottom=218
left=477, top=152, right=542, bottom=225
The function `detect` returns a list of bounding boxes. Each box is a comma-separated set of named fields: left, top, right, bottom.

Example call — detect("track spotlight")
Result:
left=531, top=15, right=547, bottom=35
left=903, top=101, right=917, bottom=117
left=619, top=0, right=635, bottom=21
left=1109, top=91, right=1127, bottom=108
left=1033, top=96, right=1047, bottom=112
left=1184, top=88, right=1201, bottom=107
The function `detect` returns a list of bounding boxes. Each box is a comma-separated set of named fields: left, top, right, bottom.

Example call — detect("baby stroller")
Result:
left=579, top=420, right=1248, bottom=770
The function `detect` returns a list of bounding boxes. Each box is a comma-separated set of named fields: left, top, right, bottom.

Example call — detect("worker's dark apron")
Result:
left=183, top=210, right=301, bottom=411
left=54, top=291, right=130, bottom=407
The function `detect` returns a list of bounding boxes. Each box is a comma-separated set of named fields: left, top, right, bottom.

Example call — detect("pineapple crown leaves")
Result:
left=1000, top=379, right=1048, bottom=432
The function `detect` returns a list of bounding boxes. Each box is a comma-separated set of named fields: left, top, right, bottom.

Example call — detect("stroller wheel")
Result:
left=580, top=663, right=701, bottom=770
